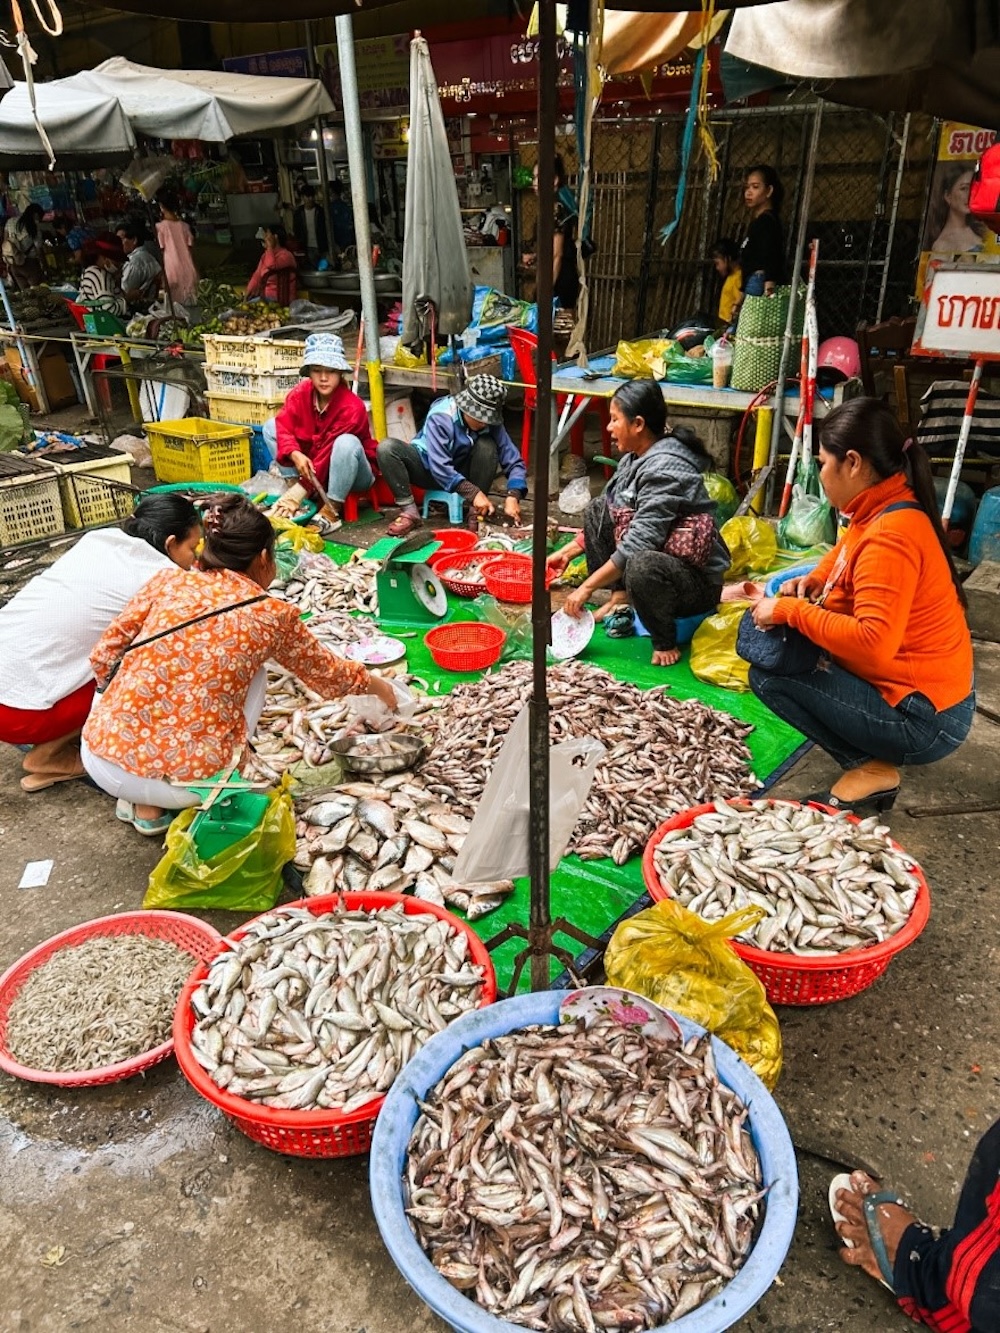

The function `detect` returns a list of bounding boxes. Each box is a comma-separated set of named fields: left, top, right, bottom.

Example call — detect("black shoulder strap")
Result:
left=882, top=501, right=922, bottom=514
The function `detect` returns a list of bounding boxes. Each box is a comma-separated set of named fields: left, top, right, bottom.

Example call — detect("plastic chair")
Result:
left=66, top=300, right=120, bottom=415
left=421, top=489, right=464, bottom=523
left=506, top=325, right=607, bottom=464
left=342, top=484, right=381, bottom=523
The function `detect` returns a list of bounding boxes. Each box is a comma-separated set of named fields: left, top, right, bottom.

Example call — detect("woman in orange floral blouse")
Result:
left=82, top=494, right=396, bottom=835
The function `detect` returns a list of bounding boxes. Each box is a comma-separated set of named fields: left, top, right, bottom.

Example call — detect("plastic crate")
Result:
left=146, top=418, right=251, bottom=485
left=201, top=334, right=306, bottom=374
left=37, top=449, right=136, bottom=528
left=0, top=465, right=65, bottom=547
left=82, top=308, right=127, bottom=336
left=206, top=391, right=282, bottom=428
left=204, top=364, right=300, bottom=400
left=246, top=425, right=273, bottom=474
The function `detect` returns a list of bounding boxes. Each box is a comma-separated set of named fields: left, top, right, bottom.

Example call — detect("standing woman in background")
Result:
left=155, top=189, right=199, bottom=308
left=2, top=203, right=45, bottom=290
left=739, top=164, right=785, bottom=301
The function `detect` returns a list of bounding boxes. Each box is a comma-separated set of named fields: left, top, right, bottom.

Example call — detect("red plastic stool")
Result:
left=342, top=485, right=381, bottom=523
left=506, top=325, right=607, bottom=464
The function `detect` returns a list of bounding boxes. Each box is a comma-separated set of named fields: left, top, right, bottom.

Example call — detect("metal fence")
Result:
left=517, top=103, right=933, bottom=353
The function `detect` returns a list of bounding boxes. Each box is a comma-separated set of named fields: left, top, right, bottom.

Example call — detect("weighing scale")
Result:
left=364, top=535, right=449, bottom=625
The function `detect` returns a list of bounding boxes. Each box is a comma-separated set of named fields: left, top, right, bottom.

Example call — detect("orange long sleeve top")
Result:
left=771, top=472, right=973, bottom=711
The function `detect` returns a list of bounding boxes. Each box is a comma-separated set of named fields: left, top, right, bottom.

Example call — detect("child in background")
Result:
left=712, top=238, right=742, bottom=326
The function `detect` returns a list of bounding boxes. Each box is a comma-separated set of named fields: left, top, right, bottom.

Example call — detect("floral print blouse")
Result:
left=83, top=567, right=370, bottom=783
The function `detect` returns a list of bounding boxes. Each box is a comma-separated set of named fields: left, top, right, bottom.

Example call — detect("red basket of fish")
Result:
left=172, top=893, right=497, bottom=1158
left=642, top=799, right=931, bottom=1006
left=424, top=621, right=506, bottom=672
left=428, top=550, right=501, bottom=598
left=481, top=553, right=554, bottom=604
left=0, top=911, right=221, bottom=1087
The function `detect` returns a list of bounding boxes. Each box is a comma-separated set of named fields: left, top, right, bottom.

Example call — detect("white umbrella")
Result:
left=401, top=37, right=473, bottom=346
left=0, top=80, right=136, bottom=167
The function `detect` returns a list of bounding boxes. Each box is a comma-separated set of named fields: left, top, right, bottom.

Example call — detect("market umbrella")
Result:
left=0, top=80, right=137, bottom=168
left=401, top=36, right=473, bottom=347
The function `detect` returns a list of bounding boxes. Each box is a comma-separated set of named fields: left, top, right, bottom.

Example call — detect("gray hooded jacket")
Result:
left=604, top=435, right=730, bottom=581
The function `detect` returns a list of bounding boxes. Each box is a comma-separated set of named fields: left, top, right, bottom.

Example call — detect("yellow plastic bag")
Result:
left=143, top=784, right=295, bottom=913
left=269, top=519, right=326, bottom=553
left=689, top=601, right=751, bottom=692
left=605, top=899, right=783, bottom=1089
left=612, top=338, right=675, bottom=380
left=721, top=514, right=778, bottom=577
left=393, top=343, right=428, bottom=369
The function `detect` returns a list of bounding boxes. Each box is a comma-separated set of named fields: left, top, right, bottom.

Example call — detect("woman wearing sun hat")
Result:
left=268, top=332, right=377, bottom=529
left=377, top=375, right=528, bottom=536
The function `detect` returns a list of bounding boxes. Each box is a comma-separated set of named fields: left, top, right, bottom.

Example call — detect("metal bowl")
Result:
left=330, top=732, right=427, bottom=775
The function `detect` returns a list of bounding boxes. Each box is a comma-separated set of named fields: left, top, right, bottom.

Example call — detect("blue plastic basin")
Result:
left=370, top=991, right=799, bottom=1333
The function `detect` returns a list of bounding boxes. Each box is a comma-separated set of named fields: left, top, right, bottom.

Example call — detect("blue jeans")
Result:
left=261, top=422, right=374, bottom=502
left=749, top=658, right=975, bottom=770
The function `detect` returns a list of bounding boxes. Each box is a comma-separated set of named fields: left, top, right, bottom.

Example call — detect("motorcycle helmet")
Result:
left=816, top=336, right=861, bottom=385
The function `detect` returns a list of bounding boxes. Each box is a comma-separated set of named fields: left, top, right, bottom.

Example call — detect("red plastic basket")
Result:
left=641, top=800, right=931, bottom=1006
left=172, top=893, right=497, bottom=1158
left=428, top=550, right=499, bottom=598
left=0, top=911, right=221, bottom=1086
left=431, top=527, right=477, bottom=554
left=424, top=621, right=507, bottom=672
left=482, top=553, right=554, bottom=604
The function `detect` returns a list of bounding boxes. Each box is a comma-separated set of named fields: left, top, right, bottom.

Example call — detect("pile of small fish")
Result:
left=6, top=935, right=195, bottom=1072
left=273, top=551, right=378, bottom=616
left=653, top=800, right=923, bottom=955
left=297, top=780, right=515, bottom=920
left=435, top=553, right=496, bottom=590
left=418, top=661, right=758, bottom=865
left=188, top=902, right=486, bottom=1112
left=407, top=1015, right=764, bottom=1329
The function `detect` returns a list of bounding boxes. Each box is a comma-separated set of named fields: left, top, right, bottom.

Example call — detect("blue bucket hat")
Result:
left=302, top=332, right=351, bottom=374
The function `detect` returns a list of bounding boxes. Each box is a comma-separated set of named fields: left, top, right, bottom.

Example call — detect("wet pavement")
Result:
left=1, top=636, right=998, bottom=1333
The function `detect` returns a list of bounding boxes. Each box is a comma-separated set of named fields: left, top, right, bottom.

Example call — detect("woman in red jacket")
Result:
left=269, top=333, right=376, bottom=529
left=749, top=397, right=974, bottom=813
left=245, top=224, right=297, bottom=305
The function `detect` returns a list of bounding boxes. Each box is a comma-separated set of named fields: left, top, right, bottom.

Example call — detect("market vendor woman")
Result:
left=748, top=397, right=975, bottom=813
left=549, top=380, right=729, bottom=667
left=267, top=333, right=377, bottom=530
left=81, top=495, right=397, bottom=836
left=378, top=375, right=527, bottom=536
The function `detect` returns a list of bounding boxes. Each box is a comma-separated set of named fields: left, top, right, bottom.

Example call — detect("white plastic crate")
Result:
left=37, top=450, right=136, bottom=529
left=0, top=468, right=65, bottom=547
left=204, top=364, right=301, bottom=401
left=200, top=334, right=306, bottom=374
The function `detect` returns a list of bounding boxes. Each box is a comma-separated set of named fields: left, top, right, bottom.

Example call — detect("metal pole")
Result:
left=768, top=101, right=823, bottom=483
left=335, top=13, right=387, bottom=438
left=876, top=113, right=911, bottom=321
left=304, top=21, right=337, bottom=275
left=529, top=0, right=557, bottom=993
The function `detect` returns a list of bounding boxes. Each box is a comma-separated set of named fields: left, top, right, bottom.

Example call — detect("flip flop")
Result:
left=829, top=1173, right=905, bottom=1292
left=19, top=771, right=82, bottom=792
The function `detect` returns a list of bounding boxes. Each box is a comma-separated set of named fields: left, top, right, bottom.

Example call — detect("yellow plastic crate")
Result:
left=37, top=450, right=137, bottom=528
left=204, top=364, right=300, bottom=400
left=0, top=468, right=65, bottom=547
left=146, top=418, right=251, bottom=485
left=206, top=391, right=282, bottom=428
left=201, top=334, right=306, bottom=374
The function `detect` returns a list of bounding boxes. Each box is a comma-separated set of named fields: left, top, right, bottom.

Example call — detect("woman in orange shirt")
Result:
left=749, top=398, right=975, bottom=813
left=81, top=495, right=396, bottom=835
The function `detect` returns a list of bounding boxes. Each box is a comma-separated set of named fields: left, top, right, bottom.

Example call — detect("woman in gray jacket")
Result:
left=548, top=380, right=729, bottom=666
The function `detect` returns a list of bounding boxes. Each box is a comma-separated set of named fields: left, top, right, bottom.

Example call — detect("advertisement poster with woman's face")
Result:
left=917, top=123, right=1000, bottom=294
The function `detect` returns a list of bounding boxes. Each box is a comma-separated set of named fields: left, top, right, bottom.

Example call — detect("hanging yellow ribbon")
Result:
left=696, top=0, right=720, bottom=182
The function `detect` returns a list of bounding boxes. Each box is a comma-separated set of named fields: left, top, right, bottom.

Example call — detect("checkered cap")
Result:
left=454, top=374, right=507, bottom=426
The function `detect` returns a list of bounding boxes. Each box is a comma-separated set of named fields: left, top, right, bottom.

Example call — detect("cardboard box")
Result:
left=3, top=346, right=78, bottom=413
left=4, top=347, right=39, bottom=412
left=366, top=393, right=417, bottom=443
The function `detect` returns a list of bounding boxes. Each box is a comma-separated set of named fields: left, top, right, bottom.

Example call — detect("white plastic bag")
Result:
left=558, top=476, right=592, bottom=515
left=452, top=706, right=605, bottom=883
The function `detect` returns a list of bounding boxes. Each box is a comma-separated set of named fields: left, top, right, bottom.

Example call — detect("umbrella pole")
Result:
left=335, top=13, right=387, bottom=439
left=305, top=21, right=337, bottom=288
left=527, top=0, right=558, bottom=994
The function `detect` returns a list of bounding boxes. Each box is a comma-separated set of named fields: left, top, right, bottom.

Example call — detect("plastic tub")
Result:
left=643, top=800, right=931, bottom=1006
left=764, top=559, right=821, bottom=598
left=370, top=991, right=798, bottom=1333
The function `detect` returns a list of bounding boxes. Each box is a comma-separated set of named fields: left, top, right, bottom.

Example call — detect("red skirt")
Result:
left=0, top=680, right=96, bottom=745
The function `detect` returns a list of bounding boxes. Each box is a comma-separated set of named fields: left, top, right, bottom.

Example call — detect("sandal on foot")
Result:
left=387, top=512, right=423, bottom=538
left=604, top=606, right=636, bottom=639
left=829, top=1173, right=906, bottom=1292
left=19, top=771, right=82, bottom=792
left=115, top=799, right=135, bottom=824
left=132, top=812, right=175, bottom=837
left=807, top=787, right=900, bottom=815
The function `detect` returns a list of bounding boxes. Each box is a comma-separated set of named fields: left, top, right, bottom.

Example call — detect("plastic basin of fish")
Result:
left=172, top=893, right=498, bottom=1159
left=370, top=991, right=798, bottom=1333
left=0, top=911, right=222, bottom=1087
left=642, top=800, right=931, bottom=1006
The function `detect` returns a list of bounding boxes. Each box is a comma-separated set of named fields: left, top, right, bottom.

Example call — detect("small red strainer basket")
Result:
left=424, top=621, right=506, bottom=671
left=482, top=553, right=554, bottom=604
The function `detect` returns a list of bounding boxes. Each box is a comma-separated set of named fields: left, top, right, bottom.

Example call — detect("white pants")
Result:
left=81, top=668, right=268, bottom=810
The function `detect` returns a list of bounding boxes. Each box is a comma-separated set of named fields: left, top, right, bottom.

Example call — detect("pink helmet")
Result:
left=816, top=336, right=861, bottom=381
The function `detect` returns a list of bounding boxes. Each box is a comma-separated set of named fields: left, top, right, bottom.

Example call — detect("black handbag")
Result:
left=736, top=609, right=821, bottom=674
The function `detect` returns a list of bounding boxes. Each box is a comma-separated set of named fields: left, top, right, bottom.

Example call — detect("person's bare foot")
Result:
left=23, top=736, right=82, bottom=775
left=135, top=803, right=166, bottom=822
left=591, top=592, right=629, bottom=623
left=835, top=1171, right=916, bottom=1287
left=652, top=647, right=681, bottom=667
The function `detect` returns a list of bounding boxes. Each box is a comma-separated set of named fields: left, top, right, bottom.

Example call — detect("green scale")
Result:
left=363, top=535, right=449, bottom=625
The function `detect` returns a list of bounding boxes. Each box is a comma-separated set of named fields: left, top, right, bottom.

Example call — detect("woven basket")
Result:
left=731, top=335, right=784, bottom=392
left=735, top=283, right=805, bottom=340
